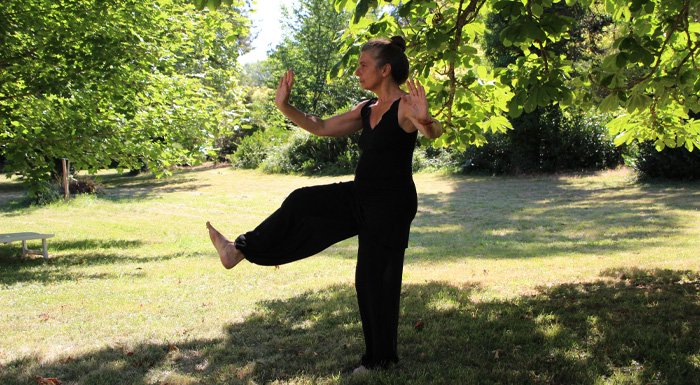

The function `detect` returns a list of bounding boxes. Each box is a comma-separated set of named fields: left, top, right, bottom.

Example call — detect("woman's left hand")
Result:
left=403, top=79, right=431, bottom=124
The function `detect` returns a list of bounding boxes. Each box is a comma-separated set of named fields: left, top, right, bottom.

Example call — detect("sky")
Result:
left=238, top=0, right=298, bottom=64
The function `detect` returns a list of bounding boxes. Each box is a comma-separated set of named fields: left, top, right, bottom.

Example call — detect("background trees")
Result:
left=230, top=0, right=370, bottom=175
left=1, top=0, right=250, bottom=199
left=3, top=0, right=698, bottom=199
left=270, top=0, right=369, bottom=117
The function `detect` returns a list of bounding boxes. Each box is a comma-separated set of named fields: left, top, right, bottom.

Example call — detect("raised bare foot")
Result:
left=206, top=221, right=245, bottom=269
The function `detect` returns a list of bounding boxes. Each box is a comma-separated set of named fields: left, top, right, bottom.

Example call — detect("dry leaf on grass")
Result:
left=35, top=377, right=62, bottom=385
left=414, top=320, right=425, bottom=331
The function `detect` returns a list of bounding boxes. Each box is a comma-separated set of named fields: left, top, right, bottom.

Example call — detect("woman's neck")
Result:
left=373, top=82, right=404, bottom=104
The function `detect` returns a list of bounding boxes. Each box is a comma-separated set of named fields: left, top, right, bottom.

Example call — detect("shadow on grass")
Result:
left=97, top=174, right=206, bottom=202
left=0, top=167, right=212, bottom=213
left=0, top=177, right=30, bottom=214
left=94, top=164, right=231, bottom=202
left=634, top=179, right=700, bottom=211
left=0, top=239, right=185, bottom=286
left=47, top=239, right=145, bottom=251
left=409, top=175, right=700, bottom=261
left=2, top=269, right=698, bottom=385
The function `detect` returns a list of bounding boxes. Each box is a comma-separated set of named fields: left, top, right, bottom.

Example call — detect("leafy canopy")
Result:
left=333, top=0, right=699, bottom=152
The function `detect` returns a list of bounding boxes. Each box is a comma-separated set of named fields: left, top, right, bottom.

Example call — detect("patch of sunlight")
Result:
left=594, top=360, right=664, bottom=385
left=427, top=296, right=460, bottom=311
left=291, top=319, right=316, bottom=330
left=586, top=315, right=604, bottom=345
left=534, top=313, right=558, bottom=325
left=538, top=322, right=563, bottom=339
left=689, top=354, right=700, bottom=369
left=427, top=289, right=461, bottom=311
left=562, top=345, right=592, bottom=361
left=146, top=371, right=200, bottom=385
left=412, top=224, right=463, bottom=233
left=211, top=362, right=257, bottom=382
left=490, top=228, right=517, bottom=237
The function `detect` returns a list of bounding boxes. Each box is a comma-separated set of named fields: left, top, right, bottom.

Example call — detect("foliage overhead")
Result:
left=1, top=0, right=250, bottom=199
left=329, top=0, right=699, bottom=152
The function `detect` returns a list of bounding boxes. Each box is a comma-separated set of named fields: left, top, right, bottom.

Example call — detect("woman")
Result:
left=207, top=36, right=442, bottom=373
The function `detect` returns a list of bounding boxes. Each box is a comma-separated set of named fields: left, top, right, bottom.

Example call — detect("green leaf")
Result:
left=615, top=52, right=628, bottom=69
left=206, top=0, right=221, bottom=11
left=531, top=3, right=543, bottom=17
left=485, top=115, right=512, bottom=133
left=353, top=0, right=372, bottom=24
left=654, top=139, right=665, bottom=151
left=689, top=23, right=700, bottom=35
left=602, top=54, right=620, bottom=71
left=686, top=139, right=695, bottom=152
left=494, top=1, right=526, bottom=17
left=397, top=2, right=412, bottom=17
left=193, top=0, right=206, bottom=10
left=524, top=93, right=538, bottom=113
left=507, top=100, right=523, bottom=118
left=477, top=65, right=489, bottom=80
left=522, top=19, right=547, bottom=42
left=334, top=0, right=350, bottom=12
left=626, top=93, right=650, bottom=113
left=600, top=92, right=620, bottom=112
left=613, top=131, right=632, bottom=146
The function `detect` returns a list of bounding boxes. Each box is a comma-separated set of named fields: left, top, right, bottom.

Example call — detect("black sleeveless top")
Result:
left=355, top=97, right=418, bottom=189
left=354, top=97, right=418, bottom=249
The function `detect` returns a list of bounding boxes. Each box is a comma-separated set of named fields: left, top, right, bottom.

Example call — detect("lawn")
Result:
left=1, top=166, right=699, bottom=385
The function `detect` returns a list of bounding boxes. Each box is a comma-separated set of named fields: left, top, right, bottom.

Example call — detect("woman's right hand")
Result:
left=275, top=69, right=294, bottom=109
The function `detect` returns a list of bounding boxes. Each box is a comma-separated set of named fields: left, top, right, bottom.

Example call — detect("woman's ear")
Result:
left=381, top=63, right=392, bottom=78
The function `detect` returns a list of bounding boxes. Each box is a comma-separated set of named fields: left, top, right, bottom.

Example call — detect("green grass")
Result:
left=1, top=166, right=699, bottom=385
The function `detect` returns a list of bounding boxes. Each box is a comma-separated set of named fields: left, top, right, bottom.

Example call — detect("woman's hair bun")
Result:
left=390, top=36, right=406, bottom=52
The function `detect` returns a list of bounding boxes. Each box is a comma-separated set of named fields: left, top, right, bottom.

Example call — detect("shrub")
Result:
left=213, top=128, right=247, bottom=162
left=29, top=180, right=62, bottom=205
left=69, top=176, right=102, bottom=195
left=633, top=141, right=700, bottom=180
left=229, top=128, right=289, bottom=169
left=412, top=145, right=465, bottom=173
left=261, top=131, right=360, bottom=175
left=463, top=107, right=623, bottom=174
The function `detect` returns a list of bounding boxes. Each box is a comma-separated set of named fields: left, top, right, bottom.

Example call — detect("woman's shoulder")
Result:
left=356, top=98, right=376, bottom=118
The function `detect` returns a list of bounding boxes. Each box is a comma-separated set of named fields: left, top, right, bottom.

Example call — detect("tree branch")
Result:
left=443, top=0, right=487, bottom=126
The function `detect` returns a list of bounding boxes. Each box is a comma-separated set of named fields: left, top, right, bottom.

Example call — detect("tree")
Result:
left=329, top=0, right=699, bottom=152
left=0, top=0, right=250, bottom=199
left=268, top=0, right=370, bottom=117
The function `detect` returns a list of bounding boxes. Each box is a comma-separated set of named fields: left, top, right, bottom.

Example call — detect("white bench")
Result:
left=0, top=232, right=54, bottom=260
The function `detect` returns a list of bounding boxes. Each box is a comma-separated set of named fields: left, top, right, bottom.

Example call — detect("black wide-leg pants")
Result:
left=234, top=181, right=416, bottom=368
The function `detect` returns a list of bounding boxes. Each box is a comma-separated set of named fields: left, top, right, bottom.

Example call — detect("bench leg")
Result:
left=21, top=240, right=28, bottom=258
left=42, top=238, right=49, bottom=260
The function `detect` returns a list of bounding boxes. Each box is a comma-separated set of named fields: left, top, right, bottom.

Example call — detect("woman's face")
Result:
left=354, top=50, right=384, bottom=90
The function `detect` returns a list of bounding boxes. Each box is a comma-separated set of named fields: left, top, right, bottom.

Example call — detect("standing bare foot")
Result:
left=206, top=221, right=245, bottom=269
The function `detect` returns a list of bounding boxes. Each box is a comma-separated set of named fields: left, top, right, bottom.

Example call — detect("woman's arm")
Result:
left=275, top=69, right=365, bottom=137
left=400, top=79, right=443, bottom=139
